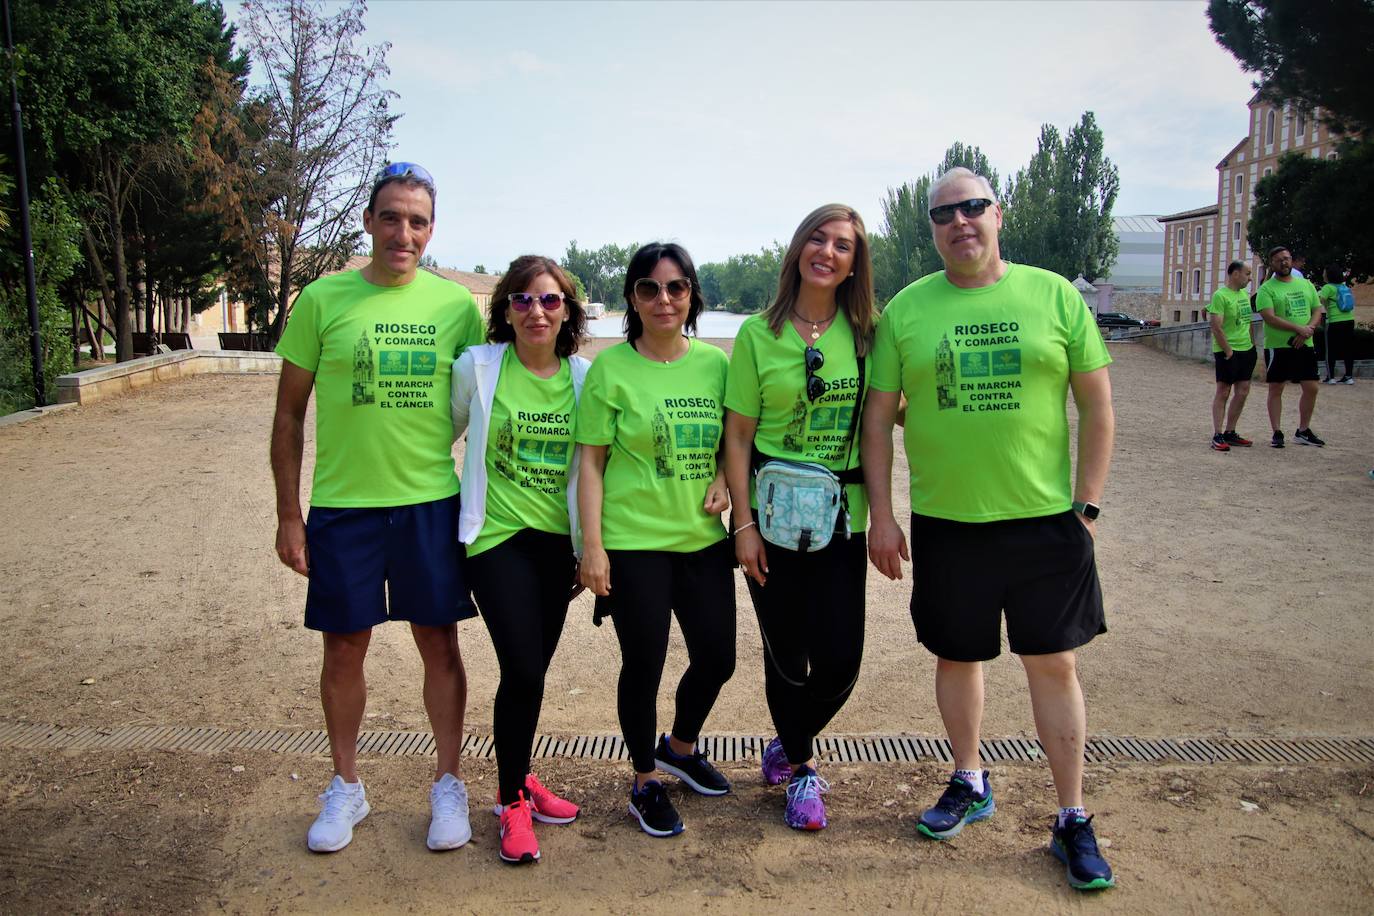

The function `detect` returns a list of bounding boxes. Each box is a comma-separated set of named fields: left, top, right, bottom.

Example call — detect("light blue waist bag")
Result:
left=756, top=459, right=846, bottom=553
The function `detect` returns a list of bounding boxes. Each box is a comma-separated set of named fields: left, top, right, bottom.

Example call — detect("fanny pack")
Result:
left=753, top=353, right=865, bottom=554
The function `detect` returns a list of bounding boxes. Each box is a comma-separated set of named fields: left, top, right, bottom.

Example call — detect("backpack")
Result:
left=1336, top=285, right=1355, bottom=313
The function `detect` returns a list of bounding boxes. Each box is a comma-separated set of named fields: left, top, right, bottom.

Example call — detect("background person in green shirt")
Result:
left=576, top=242, right=736, bottom=839
left=1206, top=260, right=1258, bottom=451
left=451, top=256, right=590, bottom=865
left=1318, top=265, right=1357, bottom=384
left=722, top=204, right=876, bottom=832
left=862, top=167, right=1116, bottom=892
left=271, top=164, right=484, bottom=855
left=1257, top=245, right=1326, bottom=447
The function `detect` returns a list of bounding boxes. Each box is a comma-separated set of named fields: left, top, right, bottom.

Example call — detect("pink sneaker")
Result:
left=499, top=792, right=540, bottom=865
left=494, top=773, right=580, bottom=825
left=761, top=737, right=791, bottom=786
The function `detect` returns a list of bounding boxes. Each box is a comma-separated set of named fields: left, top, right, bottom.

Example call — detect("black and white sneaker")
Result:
left=1294, top=428, right=1326, bottom=447
left=628, top=779, right=684, bottom=837
left=654, top=734, right=731, bottom=796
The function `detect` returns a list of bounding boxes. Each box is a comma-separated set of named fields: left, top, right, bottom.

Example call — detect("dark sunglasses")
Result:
left=375, top=161, right=435, bottom=187
left=929, top=198, right=993, bottom=225
left=804, top=346, right=826, bottom=401
left=508, top=292, right=565, bottom=312
left=633, top=277, right=692, bottom=302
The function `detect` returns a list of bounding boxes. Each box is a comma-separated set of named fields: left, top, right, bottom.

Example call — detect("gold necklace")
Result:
left=794, top=308, right=837, bottom=341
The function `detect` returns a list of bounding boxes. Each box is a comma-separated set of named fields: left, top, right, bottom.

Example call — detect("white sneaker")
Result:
left=307, top=775, right=369, bottom=852
left=427, top=773, right=472, bottom=850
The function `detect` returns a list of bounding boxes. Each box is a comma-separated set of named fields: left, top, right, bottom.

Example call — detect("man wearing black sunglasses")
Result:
left=862, top=167, right=1117, bottom=891
left=272, top=162, right=486, bottom=854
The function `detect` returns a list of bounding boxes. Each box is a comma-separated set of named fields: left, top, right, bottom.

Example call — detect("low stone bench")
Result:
left=55, top=349, right=282, bottom=406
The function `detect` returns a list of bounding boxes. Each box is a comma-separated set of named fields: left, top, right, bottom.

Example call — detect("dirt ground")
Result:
left=1, top=340, right=1372, bottom=913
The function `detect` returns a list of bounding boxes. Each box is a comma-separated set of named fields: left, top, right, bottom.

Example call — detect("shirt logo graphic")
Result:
left=960, top=352, right=989, bottom=378
left=991, top=349, right=1021, bottom=376
left=379, top=351, right=409, bottom=375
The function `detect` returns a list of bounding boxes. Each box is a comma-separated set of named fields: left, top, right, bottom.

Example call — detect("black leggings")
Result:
left=748, top=526, right=866, bottom=765
left=467, top=528, right=575, bottom=802
left=605, top=540, right=736, bottom=773
left=1325, top=320, right=1355, bottom=378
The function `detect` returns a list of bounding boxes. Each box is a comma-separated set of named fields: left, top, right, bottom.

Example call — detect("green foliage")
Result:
left=563, top=271, right=588, bottom=304
left=1249, top=140, right=1374, bottom=283
left=707, top=244, right=785, bottom=313
left=1208, top=0, right=1374, bottom=136
left=0, top=181, right=83, bottom=412
left=561, top=241, right=638, bottom=305
left=473, top=264, right=487, bottom=274
left=1001, top=112, right=1119, bottom=282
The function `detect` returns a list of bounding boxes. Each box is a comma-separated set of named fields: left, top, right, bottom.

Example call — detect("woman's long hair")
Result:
left=761, top=204, right=876, bottom=355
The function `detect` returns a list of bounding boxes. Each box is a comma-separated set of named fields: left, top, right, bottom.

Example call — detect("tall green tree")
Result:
left=1001, top=112, right=1119, bottom=282
left=1208, top=0, right=1374, bottom=136
left=240, top=0, right=396, bottom=339
left=1250, top=143, right=1374, bottom=282
left=561, top=241, right=637, bottom=306
left=11, top=0, right=235, bottom=360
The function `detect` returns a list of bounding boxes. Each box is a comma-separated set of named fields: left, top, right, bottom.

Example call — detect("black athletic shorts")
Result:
left=909, top=510, right=1106, bottom=662
left=1214, top=348, right=1257, bottom=384
left=1264, top=346, right=1319, bottom=383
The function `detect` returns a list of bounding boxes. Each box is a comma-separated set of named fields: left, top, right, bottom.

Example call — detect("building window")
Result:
left=1297, top=110, right=1307, bottom=136
left=1173, top=310, right=1182, bottom=322
left=1233, top=221, right=1241, bottom=241
left=1191, top=310, right=1199, bottom=322
left=1328, top=151, right=1338, bottom=161
left=1176, top=228, right=1185, bottom=249
left=1174, top=271, right=1183, bottom=294
left=1193, top=270, right=1201, bottom=294
left=1235, top=174, right=1244, bottom=197
left=1265, top=109, right=1276, bottom=145
left=1195, top=226, right=1203, bottom=246
left=1263, top=167, right=1273, bottom=178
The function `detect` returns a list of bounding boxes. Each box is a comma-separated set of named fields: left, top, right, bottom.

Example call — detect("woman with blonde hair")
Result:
left=722, top=204, right=876, bottom=830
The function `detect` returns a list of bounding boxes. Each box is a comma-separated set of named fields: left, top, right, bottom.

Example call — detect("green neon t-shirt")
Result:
left=871, top=263, right=1112, bottom=523
left=469, top=348, right=576, bottom=557
left=276, top=269, right=485, bottom=507
left=724, top=312, right=869, bottom=531
left=576, top=339, right=729, bottom=552
left=1318, top=283, right=1355, bottom=324
left=1257, top=277, right=1320, bottom=349
left=1206, top=286, right=1255, bottom=352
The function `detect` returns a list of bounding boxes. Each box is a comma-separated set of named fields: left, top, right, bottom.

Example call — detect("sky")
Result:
left=224, top=0, right=1260, bottom=272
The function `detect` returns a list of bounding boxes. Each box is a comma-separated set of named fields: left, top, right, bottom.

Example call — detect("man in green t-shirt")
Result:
left=1256, top=245, right=1325, bottom=447
left=1206, top=260, right=1258, bottom=450
left=271, top=163, right=485, bottom=854
left=862, top=167, right=1116, bottom=892
left=1318, top=265, right=1357, bottom=384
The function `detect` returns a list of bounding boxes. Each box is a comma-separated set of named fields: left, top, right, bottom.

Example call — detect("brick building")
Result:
left=1158, top=93, right=1346, bottom=325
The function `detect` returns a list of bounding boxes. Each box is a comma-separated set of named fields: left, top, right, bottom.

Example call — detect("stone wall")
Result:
left=55, top=350, right=282, bottom=406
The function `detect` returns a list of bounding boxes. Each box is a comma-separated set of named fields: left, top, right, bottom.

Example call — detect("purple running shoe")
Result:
left=784, top=765, right=829, bottom=831
left=761, top=737, right=791, bottom=786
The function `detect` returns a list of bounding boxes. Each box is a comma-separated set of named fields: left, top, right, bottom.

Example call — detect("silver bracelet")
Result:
left=732, top=521, right=757, bottom=535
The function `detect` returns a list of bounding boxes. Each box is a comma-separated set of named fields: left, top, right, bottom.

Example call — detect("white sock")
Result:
left=1058, top=806, right=1086, bottom=827
left=954, top=769, right=984, bottom=794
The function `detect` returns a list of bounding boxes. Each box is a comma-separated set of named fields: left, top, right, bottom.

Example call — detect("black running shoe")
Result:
left=1223, top=431, right=1253, bottom=447
left=1050, top=814, right=1115, bottom=890
left=654, top=734, right=730, bottom=796
left=628, top=780, right=683, bottom=837
left=1270, top=430, right=1285, bottom=448
left=1294, top=428, right=1326, bottom=446
left=917, top=772, right=995, bottom=839
left=1210, top=433, right=1230, bottom=451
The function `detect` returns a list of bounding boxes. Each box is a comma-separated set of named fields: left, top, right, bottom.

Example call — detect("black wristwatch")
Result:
left=1071, top=500, right=1101, bottom=520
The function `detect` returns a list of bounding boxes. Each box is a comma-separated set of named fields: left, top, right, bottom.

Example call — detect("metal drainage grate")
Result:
left=1, top=722, right=1372, bottom=766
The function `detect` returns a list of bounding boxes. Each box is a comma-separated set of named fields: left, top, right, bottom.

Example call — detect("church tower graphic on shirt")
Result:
left=783, top=393, right=807, bottom=451
left=652, top=406, right=673, bottom=479
left=935, top=333, right=957, bottom=411
left=494, top=417, right=515, bottom=481
left=352, top=328, right=375, bottom=406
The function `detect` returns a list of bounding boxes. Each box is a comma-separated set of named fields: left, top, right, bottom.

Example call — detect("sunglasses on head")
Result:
left=633, top=277, right=692, bottom=302
left=508, top=292, right=565, bottom=312
left=375, top=161, right=435, bottom=187
left=804, top=346, right=826, bottom=401
left=929, top=198, right=993, bottom=225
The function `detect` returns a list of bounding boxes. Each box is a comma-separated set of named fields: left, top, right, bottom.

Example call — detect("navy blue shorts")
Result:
left=304, top=494, right=476, bottom=633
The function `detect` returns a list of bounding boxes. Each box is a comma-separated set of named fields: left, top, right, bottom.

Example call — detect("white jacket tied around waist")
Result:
left=450, top=342, right=591, bottom=554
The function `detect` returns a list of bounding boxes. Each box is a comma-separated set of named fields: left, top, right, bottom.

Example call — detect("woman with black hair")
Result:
left=451, top=255, right=589, bottom=865
left=576, top=242, right=736, bottom=838
left=722, top=204, right=877, bottom=831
